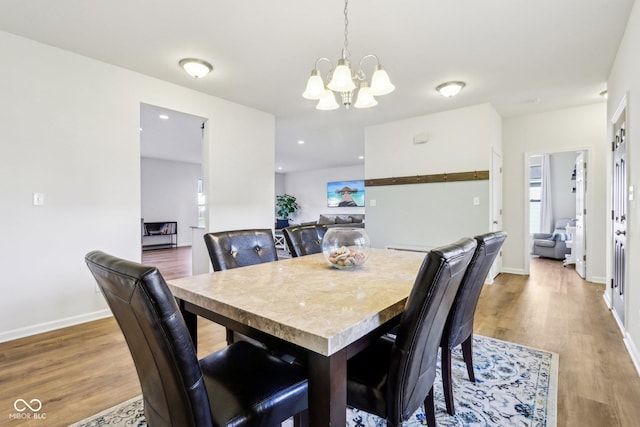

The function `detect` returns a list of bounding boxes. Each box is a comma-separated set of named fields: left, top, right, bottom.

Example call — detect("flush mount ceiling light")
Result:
left=600, top=90, right=608, bottom=99
left=436, top=81, right=466, bottom=98
left=302, top=0, right=394, bottom=110
left=179, top=58, right=213, bottom=79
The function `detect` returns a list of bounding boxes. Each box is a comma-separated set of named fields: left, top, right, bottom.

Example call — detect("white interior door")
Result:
left=489, top=149, right=503, bottom=281
left=574, top=152, right=586, bottom=278
left=612, top=112, right=627, bottom=326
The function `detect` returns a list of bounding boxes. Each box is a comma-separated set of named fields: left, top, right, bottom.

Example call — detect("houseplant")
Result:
left=276, top=194, right=299, bottom=223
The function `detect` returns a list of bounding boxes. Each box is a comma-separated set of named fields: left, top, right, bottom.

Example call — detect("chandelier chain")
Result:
left=343, top=0, right=349, bottom=60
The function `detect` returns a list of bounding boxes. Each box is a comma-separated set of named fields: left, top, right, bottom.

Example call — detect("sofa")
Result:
left=314, top=214, right=365, bottom=228
left=531, top=218, right=574, bottom=260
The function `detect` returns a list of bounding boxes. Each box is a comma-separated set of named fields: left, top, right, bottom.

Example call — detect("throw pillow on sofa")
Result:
left=318, top=214, right=335, bottom=225
left=335, top=216, right=353, bottom=224
left=349, top=215, right=364, bottom=223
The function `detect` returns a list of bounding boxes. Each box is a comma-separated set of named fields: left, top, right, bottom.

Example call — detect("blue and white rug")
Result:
left=69, top=335, right=558, bottom=427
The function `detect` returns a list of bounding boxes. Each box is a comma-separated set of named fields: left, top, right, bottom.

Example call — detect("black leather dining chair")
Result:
left=440, top=231, right=507, bottom=415
left=346, top=238, right=477, bottom=427
left=204, top=229, right=278, bottom=271
left=204, top=229, right=279, bottom=346
left=283, top=224, right=328, bottom=257
left=85, top=250, right=308, bottom=427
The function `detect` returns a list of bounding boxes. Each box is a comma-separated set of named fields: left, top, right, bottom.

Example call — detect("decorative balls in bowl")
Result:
left=322, top=227, right=370, bottom=269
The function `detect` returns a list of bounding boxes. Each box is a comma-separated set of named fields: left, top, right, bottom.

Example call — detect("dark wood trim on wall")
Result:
left=365, top=170, right=489, bottom=187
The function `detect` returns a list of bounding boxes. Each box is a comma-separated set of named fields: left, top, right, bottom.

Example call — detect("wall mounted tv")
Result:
left=327, top=180, right=365, bottom=207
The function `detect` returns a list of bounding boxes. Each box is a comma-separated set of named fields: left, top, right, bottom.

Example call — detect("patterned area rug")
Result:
left=68, top=335, right=557, bottom=427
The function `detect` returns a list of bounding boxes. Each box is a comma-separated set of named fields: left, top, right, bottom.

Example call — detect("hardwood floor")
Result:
left=142, top=246, right=193, bottom=280
left=1, top=251, right=639, bottom=426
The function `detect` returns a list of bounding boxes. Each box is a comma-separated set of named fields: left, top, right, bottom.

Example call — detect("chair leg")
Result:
left=461, top=335, right=475, bottom=383
left=424, top=386, right=436, bottom=427
left=442, top=346, right=455, bottom=416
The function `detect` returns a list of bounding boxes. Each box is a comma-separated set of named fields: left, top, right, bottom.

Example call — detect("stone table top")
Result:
left=168, top=248, right=427, bottom=356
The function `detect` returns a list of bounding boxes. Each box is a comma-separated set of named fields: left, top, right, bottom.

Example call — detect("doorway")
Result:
left=524, top=149, right=588, bottom=277
left=139, top=103, right=206, bottom=255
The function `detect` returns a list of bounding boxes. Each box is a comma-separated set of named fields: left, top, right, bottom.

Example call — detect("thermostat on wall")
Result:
left=413, top=133, right=429, bottom=144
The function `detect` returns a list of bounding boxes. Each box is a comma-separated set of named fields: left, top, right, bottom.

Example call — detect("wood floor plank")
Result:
left=1, top=251, right=639, bottom=426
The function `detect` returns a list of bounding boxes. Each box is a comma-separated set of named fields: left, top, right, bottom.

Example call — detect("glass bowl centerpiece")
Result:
left=322, top=227, right=370, bottom=269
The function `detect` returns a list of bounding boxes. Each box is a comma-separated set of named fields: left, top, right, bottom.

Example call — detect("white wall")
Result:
left=502, top=103, right=607, bottom=281
left=141, top=158, right=201, bottom=246
left=282, top=165, right=365, bottom=224
left=275, top=172, right=286, bottom=200
left=365, top=103, right=497, bottom=178
left=364, top=103, right=500, bottom=249
left=0, top=31, right=275, bottom=342
left=607, top=0, right=640, bottom=370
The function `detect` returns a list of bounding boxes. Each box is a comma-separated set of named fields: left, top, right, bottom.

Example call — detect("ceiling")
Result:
left=140, top=104, right=205, bottom=165
left=1, top=0, right=634, bottom=172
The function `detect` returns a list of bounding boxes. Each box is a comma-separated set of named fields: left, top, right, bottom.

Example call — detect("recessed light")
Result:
left=277, top=166, right=283, bottom=171
left=139, top=127, right=143, bottom=132
left=297, top=140, right=305, bottom=145
left=159, top=114, right=169, bottom=120
left=358, top=155, right=364, bottom=160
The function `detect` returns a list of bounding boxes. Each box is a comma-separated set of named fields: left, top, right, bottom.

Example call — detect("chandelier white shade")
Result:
left=302, top=70, right=326, bottom=100
left=303, top=0, right=394, bottom=110
left=354, top=83, right=378, bottom=109
left=179, top=58, right=213, bottom=78
left=316, top=90, right=340, bottom=110
left=436, top=81, right=466, bottom=97
left=370, top=66, right=395, bottom=96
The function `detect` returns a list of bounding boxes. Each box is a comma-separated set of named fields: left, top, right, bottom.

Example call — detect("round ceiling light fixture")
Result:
left=436, top=81, right=466, bottom=98
left=179, top=58, right=213, bottom=79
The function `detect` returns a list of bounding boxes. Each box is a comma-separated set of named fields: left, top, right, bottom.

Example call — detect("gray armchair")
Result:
left=531, top=218, right=573, bottom=260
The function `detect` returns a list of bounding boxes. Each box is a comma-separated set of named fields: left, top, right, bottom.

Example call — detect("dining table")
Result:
left=167, top=247, right=427, bottom=426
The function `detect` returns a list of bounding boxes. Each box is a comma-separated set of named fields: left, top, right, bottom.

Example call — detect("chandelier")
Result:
left=302, top=0, right=395, bottom=110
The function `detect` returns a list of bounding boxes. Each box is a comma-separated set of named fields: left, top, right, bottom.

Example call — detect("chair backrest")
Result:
left=387, top=238, right=476, bottom=423
left=85, top=251, right=212, bottom=427
left=282, top=224, right=328, bottom=257
left=204, top=229, right=278, bottom=271
left=441, top=231, right=507, bottom=349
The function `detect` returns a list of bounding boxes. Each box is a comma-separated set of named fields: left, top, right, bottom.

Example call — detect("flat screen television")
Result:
left=327, top=180, right=365, bottom=207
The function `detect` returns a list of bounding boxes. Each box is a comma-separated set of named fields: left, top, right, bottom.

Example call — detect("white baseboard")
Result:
left=501, top=267, right=527, bottom=275
left=601, top=288, right=640, bottom=377
left=589, top=275, right=606, bottom=284
left=0, top=309, right=112, bottom=343
left=603, top=291, right=612, bottom=309
left=624, top=333, right=640, bottom=377
left=611, top=306, right=625, bottom=335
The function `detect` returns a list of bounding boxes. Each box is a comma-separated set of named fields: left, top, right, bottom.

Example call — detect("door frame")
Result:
left=488, top=147, right=503, bottom=282
left=523, top=146, right=592, bottom=276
